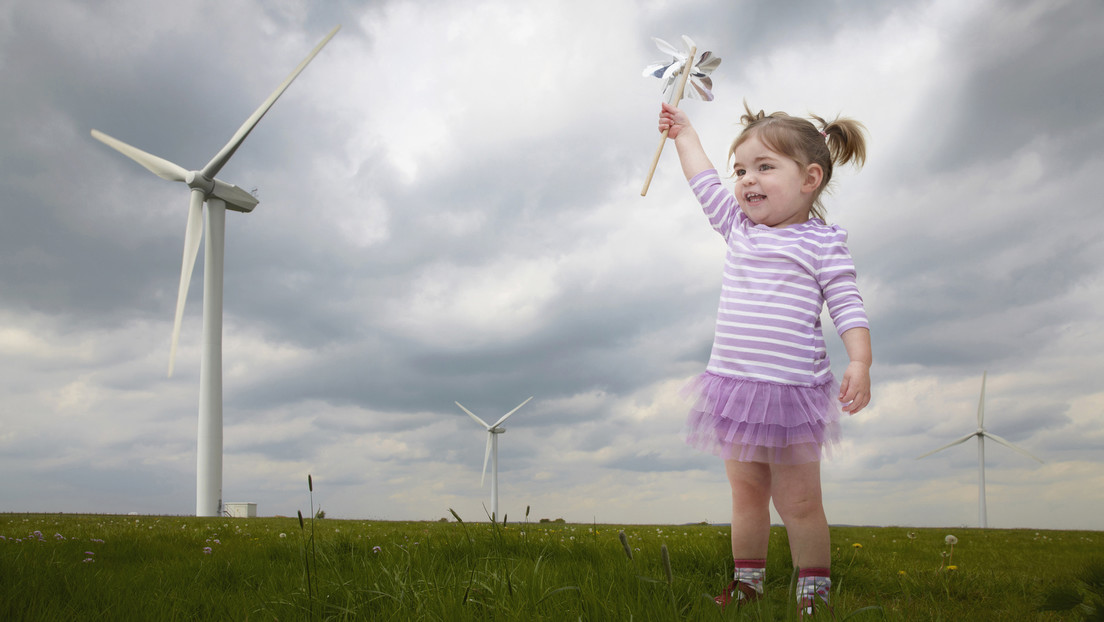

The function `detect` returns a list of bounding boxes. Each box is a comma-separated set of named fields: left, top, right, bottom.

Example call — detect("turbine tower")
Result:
left=917, top=372, right=1043, bottom=528
left=91, top=26, right=340, bottom=516
left=455, top=397, right=533, bottom=521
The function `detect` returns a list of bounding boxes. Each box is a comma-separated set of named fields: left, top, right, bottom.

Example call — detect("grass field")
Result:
left=2, top=510, right=1101, bottom=621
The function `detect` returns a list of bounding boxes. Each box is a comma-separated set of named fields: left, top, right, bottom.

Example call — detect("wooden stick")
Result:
left=641, top=45, right=696, bottom=197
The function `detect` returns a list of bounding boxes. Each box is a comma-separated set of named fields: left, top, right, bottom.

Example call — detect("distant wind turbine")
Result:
left=455, top=397, right=533, bottom=521
left=917, top=371, right=1043, bottom=528
left=90, top=26, right=340, bottom=517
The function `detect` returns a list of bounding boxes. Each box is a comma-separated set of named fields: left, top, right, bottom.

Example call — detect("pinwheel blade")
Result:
left=168, top=189, right=205, bottom=377
left=652, top=37, right=681, bottom=58
left=91, top=129, right=189, bottom=182
left=983, top=432, right=1044, bottom=463
left=201, top=25, right=340, bottom=179
left=643, top=62, right=671, bottom=78
left=492, top=396, right=534, bottom=428
left=916, top=432, right=976, bottom=459
left=695, top=52, right=722, bottom=74
left=661, top=61, right=684, bottom=82
left=663, top=79, right=685, bottom=105
left=685, top=79, right=715, bottom=102
left=681, top=35, right=697, bottom=51
left=456, top=401, right=491, bottom=429
left=480, top=433, right=492, bottom=487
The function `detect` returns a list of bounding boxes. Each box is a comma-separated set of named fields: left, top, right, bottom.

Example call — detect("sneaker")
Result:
left=714, top=580, right=762, bottom=608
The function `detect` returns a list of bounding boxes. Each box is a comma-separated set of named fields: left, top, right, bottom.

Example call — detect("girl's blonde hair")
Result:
left=728, top=101, right=867, bottom=221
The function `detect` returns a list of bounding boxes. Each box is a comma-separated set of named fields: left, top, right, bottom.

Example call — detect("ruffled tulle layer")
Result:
left=681, top=372, right=845, bottom=464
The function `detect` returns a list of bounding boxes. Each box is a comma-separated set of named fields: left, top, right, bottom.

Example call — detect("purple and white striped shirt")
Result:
left=691, top=169, right=869, bottom=387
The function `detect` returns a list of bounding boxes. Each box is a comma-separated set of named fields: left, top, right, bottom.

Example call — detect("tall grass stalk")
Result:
left=299, top=473, right=318, bottom=621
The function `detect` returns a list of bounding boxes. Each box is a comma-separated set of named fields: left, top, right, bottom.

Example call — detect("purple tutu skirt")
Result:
left=681, top=371, right=845, bottom=464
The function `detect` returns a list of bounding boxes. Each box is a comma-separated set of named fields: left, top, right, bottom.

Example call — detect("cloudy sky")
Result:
left=2, top=0, right=1102, bottom=530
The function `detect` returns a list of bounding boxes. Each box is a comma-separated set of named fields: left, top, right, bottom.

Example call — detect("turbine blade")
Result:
left=200, top=25, right=340, bottom=178
left=977, top=371, right=987, bottom=428
left=480, top=433, right=492, bottom=487
left=167, top=190, right=205, bottom=377
left=983, top=432, right=1044, bottom=463
left=455, top=401, right=490, bottom=428
left=91, top=129, right=188, bottom=182
left=492, top=396, right=534, bottom=428
left=916, top=432, right=976, bottom=459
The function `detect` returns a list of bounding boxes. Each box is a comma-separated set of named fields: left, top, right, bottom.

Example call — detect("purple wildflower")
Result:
left=203, top=546, right=213, bottom=554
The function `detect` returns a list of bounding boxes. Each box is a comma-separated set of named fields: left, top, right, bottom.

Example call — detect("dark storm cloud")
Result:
left=923, top=0, right=1104, bottom=170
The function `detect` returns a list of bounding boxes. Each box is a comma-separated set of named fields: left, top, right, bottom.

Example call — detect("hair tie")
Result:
left=819, top=129, right=828, bottom=138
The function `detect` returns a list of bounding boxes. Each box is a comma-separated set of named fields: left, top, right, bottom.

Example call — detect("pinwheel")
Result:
left=644, top=36, right=721, bottom=104
left=641, top=35, right=721, bottom=196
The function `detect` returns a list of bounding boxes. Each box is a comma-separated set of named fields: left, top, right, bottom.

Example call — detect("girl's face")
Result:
left=731, top=135, right=821, bottom=228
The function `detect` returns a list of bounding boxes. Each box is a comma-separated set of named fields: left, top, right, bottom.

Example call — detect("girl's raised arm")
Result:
left=660, top=102, right=715, bottom=180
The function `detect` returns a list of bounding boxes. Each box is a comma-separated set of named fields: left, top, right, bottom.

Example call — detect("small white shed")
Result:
left=225, top=502, right=257, bottom=518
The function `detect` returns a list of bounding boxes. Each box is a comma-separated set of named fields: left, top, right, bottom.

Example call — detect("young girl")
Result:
left=658, top=100, right=872, bottom=616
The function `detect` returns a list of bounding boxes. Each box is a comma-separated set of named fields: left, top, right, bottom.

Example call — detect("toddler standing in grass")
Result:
left=658, top=100, right=872, bottom=617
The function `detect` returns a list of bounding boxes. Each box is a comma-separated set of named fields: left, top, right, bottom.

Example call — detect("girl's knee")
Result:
left=774, top=494, right=825, bottom=522
left=731, top=482, right=771, bottom=508
left=726, top=460, right=772, bottom=501
left=770, top=463, right=822, bottom=511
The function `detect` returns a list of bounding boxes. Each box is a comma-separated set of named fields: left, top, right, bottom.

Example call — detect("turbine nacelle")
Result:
left=184, top=172, right=258, bottom=213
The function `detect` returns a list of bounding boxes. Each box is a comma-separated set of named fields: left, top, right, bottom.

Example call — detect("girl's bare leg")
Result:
left=770, top=460, right=830, bottom=569
left=725, top=459, right=772, bottom=559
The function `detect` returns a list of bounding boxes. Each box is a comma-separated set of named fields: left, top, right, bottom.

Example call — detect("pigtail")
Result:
left=814, top=114, right=867, bottom=170
left=740, top=101, right=769, bottom=126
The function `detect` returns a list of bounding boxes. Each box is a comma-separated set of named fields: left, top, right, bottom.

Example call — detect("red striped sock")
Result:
left=797, top=567, right=831, bottom=604
left=734, top=559, right=766, bottom=594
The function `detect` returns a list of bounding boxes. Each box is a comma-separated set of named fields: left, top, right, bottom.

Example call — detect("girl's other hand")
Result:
left=839, top=361, right=871, bottom=414
left=659, top=102, right=691, bottom=138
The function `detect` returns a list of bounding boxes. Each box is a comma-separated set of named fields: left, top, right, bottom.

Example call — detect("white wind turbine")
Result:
left=455, top=397, right=533, bottom=521
left=917, top=371, right=1043, bottom=528
left=90, top=26, right=340, bottom=517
